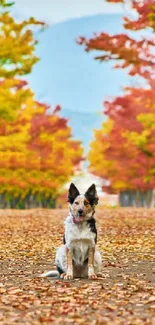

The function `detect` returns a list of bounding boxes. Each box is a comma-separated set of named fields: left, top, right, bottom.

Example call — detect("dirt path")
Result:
left=0, top=208, right=155, bottom=324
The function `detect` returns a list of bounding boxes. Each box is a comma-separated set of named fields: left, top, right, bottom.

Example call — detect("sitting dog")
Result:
left=41, top=183, right=102, bottom=279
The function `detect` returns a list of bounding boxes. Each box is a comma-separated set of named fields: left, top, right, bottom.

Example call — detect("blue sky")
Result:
left=26, top=14, right=133, bottom=151
left=28, top=14, right=130, bottom=112
left=13, top=0, right=124, bottom=23
left=12, top=1, right=136, bottom=153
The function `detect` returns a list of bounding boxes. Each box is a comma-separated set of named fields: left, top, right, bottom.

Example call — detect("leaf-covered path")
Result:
left=0, top=208, right=155, bottom=324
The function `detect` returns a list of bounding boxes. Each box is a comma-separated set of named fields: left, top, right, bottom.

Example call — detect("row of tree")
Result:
left=1, top=0, right=154, bottom=208
left=79, top=0, right=155, bottom=207
left=0, top=1, right=83, bottom=208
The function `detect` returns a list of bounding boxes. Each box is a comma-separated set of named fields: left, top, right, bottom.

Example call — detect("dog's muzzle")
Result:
left=73, top=215, right=84, bottom=224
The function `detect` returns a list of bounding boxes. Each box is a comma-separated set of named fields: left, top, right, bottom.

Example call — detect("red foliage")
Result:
left=107, top=0, right=155, bottom=30
left=78, top=0, right=155, bottom=81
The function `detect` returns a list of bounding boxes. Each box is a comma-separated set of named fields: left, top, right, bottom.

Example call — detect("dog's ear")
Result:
left=85, top=184, right=98, bottom=206
left=68, top=183, right=80, bottom=204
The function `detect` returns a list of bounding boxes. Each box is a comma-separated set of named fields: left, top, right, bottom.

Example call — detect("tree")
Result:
left=78, top=0, right=155, bottom=81
left=0, top=97, right=83, bottom=208
left=78, top=0, right=155, bottom=206
left=88, top=87, right=155, bottom=207
left=0, top=0, right=45, bottom=121
left=0, top=1, right=83, bottom=208
left=107, top=0, right=155, bottom=31
left=0, top=0, right=45, bottom=79
left=0, top=79, right=33, bottom=121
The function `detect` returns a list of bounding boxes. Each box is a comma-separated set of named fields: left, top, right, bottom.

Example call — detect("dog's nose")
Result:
left=78, top=209, right=83, bottom=215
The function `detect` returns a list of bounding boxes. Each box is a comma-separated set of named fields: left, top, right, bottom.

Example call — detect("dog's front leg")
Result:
left=88, top=247, right=97, bottom=279
left=64, top=247, right=73, bottom=280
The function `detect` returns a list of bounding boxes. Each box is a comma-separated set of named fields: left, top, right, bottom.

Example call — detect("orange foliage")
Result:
left=79, top=0, right=155, bottom=198
left=88, top=88, right=155, bottom=193
left=0, top=97, right=83, bottom=200
left=0, top=1, right=83, bottom=207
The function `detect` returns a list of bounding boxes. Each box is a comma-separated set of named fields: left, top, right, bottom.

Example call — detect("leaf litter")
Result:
left=0, top=208, right=155, bottom=324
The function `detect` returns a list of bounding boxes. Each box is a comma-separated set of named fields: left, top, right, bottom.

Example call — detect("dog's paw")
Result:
left=63, top=267, right=73, bottom=280
left=64, top=273, right=73, bottom=280
left=88, top=266, right=97, bottom=280
left=88, top=272, right=97, bottom=280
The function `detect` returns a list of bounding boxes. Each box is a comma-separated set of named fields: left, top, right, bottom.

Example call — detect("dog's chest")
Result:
left=65, top=218, right=96, bottom=264
left=65, top=219, right=95, bottom=245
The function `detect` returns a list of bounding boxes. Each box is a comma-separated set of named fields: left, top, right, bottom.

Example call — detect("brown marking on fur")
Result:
left=88, top=246, right=95, bottom=267
left=70, top=195, right=94, bottom=221
left=84, top=199, right=89, bottom=205
left=88, top=247, right=97, bottom=279
left=64, top=247, right=73, bottom=280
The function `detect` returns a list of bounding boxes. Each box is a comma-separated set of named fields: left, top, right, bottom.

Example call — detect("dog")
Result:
left=41, top=183, right=102, bottom=279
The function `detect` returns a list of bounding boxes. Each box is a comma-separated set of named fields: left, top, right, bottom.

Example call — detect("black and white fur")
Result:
left=41, top=183, right=102, bottom=279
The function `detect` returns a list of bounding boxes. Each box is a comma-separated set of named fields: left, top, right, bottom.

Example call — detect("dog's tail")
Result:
left=39, top=270, right=59, bottom=278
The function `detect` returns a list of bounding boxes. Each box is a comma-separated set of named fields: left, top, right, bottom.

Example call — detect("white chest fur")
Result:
left=64, top=216, right=96, bottom=265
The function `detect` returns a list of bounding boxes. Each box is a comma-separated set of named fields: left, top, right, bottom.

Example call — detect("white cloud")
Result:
left=13, top=0, right=123, bottom=24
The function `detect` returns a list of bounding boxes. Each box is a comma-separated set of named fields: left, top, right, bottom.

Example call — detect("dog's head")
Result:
left=68, top=183, right=99, bottom=223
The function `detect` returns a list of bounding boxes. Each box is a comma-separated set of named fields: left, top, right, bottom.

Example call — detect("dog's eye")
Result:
left=84, top=201, right=89, bottom=206
left=75, top=201, right=79, bottom=205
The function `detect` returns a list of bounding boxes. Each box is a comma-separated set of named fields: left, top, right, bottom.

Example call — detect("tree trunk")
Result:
left=0, top=192, right=57, bottom=209
left=119, top=190, right=154, bottom=208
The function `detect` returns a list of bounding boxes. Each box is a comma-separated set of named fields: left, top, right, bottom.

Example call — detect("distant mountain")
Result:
left=61, top=108, right=105, bottom=153
left=27, top=13, right=134, bottom=151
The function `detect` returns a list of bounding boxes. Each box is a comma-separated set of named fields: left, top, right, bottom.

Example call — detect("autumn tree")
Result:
left=78, top=0, right=155, bottom=81
left=0, top=1, right=83, bottom=208
left=88, top=87, right=155, bottom=207
left=0, top=0, right=45, bottom=121
left=79, top=0, right=155, bottom=207
left=0, top=1, right=45, bottom=79
left=0, top=99, right=83, bottom=208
